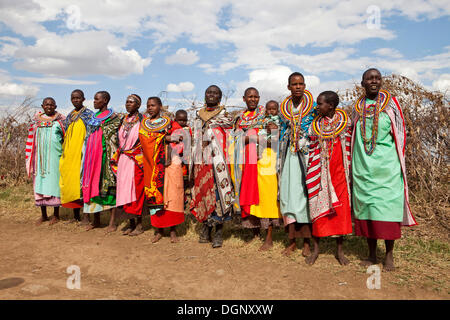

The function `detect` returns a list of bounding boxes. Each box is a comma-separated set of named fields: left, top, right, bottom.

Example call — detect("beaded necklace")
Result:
left=311, top=108, right=348, bottom=138
left=237, top=105, right=264, bottom=129
left=141, top=115, right=170, bottom=133
left=280, top=91, right=314, bottom=153
left=35, top=112, right=58, bottom=176
left=317, top=113, right=339, bottom=162
left=360, top=94, right=381, bottom=155
left=290, top=102, right=304, bottom=153
left=355, top=89, right=391, bottom=155
left=88, top=109, right=113, bottom=127
left=68, top=106, right=86, bottom=124
left=312, top=108, right=348, bottom=162
left=121, top=113, right=140, bottom=140
left=36, top=112, right=58, bottom=127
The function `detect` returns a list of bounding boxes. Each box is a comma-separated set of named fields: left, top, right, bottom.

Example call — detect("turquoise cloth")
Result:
left=352, top=103, right=404, bottom=222
left=34, top=122, right=64, bottom=197
left=83, top=202, right=113, bottom=214
left=280, top=150, right=311, bottom=223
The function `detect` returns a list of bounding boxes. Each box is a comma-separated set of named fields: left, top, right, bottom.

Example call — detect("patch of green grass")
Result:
left=0, top=190, right=12, bottom=200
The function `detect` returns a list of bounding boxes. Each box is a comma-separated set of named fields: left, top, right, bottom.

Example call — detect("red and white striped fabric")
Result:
left=306, top=126, right=352, bottom=200
left=305, top=112, right=352, bottom=223
left=25, top=123, right=37, bottom=177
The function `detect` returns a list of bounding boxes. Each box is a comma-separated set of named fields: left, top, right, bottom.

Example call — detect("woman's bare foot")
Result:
left=360, top=257, right=377, bottom=267
left=65, top=218, right=79, bottom=224
left=122, top=228, right=133, bottom=235
left=105, top=225, right=117, bottom=234
left=129, top=225, right=144, bottom=237
left=383, top=240, right=396, bottom=271
left=170, top=230, right=179, bottom=243
left=35, top=217, right=49, bottom=226
left=85, top=222, right=99, bottom=231
left=79, top=214, right=90, bottom=226
left=383, top=253, right=395, bottom=272
left=302, top=242, right=311, bottom=257
left=336, top=252, right=350, bottom=266
left=259, top=240, right=273, bottom=251
left=151, top=233, right=163, bottom=243
left=282, top=242, right=297, bottom=256
left=305, top=252, right=319, bottom=265
left=49, top=216, right=59, bottom=226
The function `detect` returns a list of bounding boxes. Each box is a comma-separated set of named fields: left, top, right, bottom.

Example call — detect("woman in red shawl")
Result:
left=139, top=97, right=185, bottom=243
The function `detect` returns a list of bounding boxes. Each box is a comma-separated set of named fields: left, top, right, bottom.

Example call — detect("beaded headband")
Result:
left=128, top=94, right=142, bottom=106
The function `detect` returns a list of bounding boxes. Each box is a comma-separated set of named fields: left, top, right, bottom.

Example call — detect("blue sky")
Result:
left=0, top=0, right=449, bottom=116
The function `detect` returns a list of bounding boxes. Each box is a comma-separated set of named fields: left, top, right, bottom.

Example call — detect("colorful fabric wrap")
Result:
left=230, top=105, right=265, bottom=217
left=26, top=111, right=66, bottom=178
left=306, top=108, right=352, bottom=222
left=190, top=106, right=234, bottom=222
left=110, top=113, right=144, bottom=175
left=63, top=106, right=93, bottom=131
left=139, top=115, right=170, bottom=214
left=81, top=109, right=121, bottom=206
left=278, top=93, right=318, bottom=193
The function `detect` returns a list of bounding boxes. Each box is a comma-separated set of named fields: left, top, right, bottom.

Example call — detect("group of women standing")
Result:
left=26, top=68, right=416, bottom=271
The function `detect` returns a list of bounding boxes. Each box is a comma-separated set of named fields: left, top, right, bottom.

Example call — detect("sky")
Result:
left=0, top=0, right=449, bottom=116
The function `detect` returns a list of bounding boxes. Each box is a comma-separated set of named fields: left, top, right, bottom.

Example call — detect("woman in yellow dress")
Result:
left=59, top=89, right=93, bottom=224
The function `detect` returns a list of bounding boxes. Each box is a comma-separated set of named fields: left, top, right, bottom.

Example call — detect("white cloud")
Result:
left=165, top=48, right=199, bottom=65
left=0, top=82, right=39, bottom=97
left=373, top=48, right=403, bottom=59
left=83, top=99, right=94, bottom=109
left=0, top=37, right=24, bottom=61
left=432, top=74, right=450, bottom=93
left=166, top=81, right=195, bottom=92
left=234, top=66, right=292, bottom=105
left=0, top=69, right=40, bottom=98
left=304, top=75, right=321, bottom=89
left=17, top=77, right=97, bottom=85
left=2, top=0, right=447, bottom=77
left=13, top=31, right=151, bottom=77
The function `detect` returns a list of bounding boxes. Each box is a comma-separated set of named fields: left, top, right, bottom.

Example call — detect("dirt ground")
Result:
left=0, top=213, right=448, bottom=300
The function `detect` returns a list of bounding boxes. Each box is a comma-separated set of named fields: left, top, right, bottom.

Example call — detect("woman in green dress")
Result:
left=25, top=97, right=65, bottom=225
left=351, top=68, right=417, bottom=271
left=279, top=72, right=318, bottom=257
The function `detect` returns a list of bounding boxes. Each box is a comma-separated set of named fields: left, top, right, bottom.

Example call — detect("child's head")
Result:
left=175, top=109, right=188, bottom=127
left=71, top=89, right=85, bottom=110
left=94, top=91, right=110, bottom=110
left=317, top=91, right=339, bottom=117
left=42, top=97, right=57, bottom=116
left=265, top=100, right=279, bottom=116
left=243, top=87, right=260, bottom=111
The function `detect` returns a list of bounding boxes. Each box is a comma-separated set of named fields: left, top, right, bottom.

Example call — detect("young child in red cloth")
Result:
left=171, top=110, right=193, bottom=210
left=305, top=91, right=353, bottom=265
